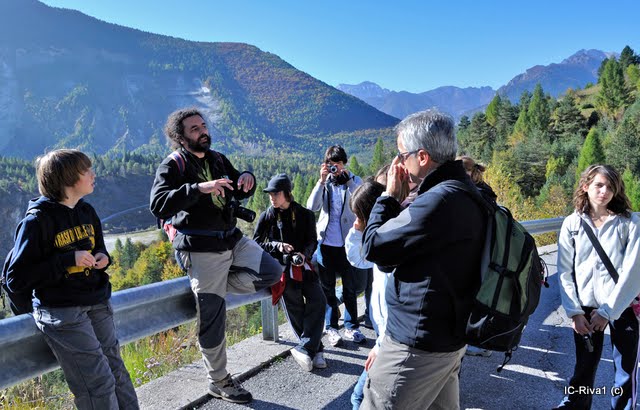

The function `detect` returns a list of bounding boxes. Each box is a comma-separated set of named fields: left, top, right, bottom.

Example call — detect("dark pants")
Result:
left=336, top=268, right=373, bottom=325
left=565, top=306, right=639, bottom=410
left=35, top=301, right=139, bottom=410
left=319, top=244, right=361, bottom=330
left=281, top=269, right=327, bottom=357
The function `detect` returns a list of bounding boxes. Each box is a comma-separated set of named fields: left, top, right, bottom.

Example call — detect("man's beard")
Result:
left=185, top=134, right=211, bottom=152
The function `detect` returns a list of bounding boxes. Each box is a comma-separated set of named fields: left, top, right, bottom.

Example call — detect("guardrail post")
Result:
left=260, top=299, right=279, bottom=342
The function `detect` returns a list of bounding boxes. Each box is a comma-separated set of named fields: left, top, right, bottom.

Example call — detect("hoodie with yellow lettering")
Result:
left=6, top=196, right=111, bottom=308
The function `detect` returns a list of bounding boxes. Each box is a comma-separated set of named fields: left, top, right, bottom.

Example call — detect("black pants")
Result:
left=281, top=269, right=327, bottom=357
left=319, top=244, right=362, bottom=330
left=564, top=306, right=639, bottom=409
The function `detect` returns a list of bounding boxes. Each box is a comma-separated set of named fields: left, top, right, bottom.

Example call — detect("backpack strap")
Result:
left=168, top=150, right=186, bottom=175
left=580, top=218, right=619, bottom=283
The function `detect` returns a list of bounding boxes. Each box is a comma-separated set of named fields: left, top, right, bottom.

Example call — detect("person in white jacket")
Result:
left=555, top=164, right=640, bottom=410
left=307, top=145, right=367, bottom=347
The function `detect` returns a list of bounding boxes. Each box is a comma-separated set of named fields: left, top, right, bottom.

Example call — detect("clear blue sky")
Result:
left=40, top=0, right=640, bottom=93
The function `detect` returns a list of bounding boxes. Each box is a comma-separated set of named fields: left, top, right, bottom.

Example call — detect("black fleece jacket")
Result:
left=253, top=202, right=317, bottom=266
left=6, top=196, right=111, bottom=308
left=149, top=148, right=256, bottom=252
left=363, top=160, right=487, bottom=352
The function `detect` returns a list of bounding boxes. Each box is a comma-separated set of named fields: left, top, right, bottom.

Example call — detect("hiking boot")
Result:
left=312, top=352, right=327, bottom=369
left=465, top=345, right=492, bottom=357
left=290, top=348, right=313, bottom=371
left=324, top=327, right=343, bottom=347
left=208, top=374, right=252, bottom=404
left=343, top=328, right=367, bottom=344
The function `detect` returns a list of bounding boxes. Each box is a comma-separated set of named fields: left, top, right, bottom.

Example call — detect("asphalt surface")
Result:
left=163, top=245, right=623, bottom=409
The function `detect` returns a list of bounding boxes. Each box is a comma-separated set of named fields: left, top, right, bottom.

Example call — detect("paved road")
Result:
left=195, top=246, right=622, bottom=409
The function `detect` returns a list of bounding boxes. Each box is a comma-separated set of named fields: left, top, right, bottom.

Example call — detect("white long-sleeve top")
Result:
left=345, top=227, right=391, bottom=349
left=557, top=211, right=640, bottom=321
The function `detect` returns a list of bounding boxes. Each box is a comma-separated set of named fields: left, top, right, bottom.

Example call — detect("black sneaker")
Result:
left=208, top=374, right=252, bottom=404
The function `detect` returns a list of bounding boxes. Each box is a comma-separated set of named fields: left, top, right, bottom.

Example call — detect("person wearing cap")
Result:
left=254, top=173, right=328, bottom=371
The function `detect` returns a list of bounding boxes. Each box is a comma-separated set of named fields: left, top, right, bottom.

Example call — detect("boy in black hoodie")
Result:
left=5, top=149, right=139, bottom=410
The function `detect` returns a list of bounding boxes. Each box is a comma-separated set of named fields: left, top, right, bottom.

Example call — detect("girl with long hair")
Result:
left=555, top=164, right=640, bottom=409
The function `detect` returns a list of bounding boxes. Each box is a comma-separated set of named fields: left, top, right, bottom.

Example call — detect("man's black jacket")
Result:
left=363, top=160, right=486, bottom=352
left=149, top=148, right=256, bottom=252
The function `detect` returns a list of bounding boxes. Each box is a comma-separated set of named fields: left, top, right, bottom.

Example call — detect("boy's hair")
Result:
left=350, top=180, right=385, bottom=224
left=36, top=149, right=92, bottom=202
left=324, top=145, right=348, bottom=164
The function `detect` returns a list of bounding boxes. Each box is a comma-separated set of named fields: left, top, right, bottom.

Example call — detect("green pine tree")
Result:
left=552, top=93, right=587, bottom=137
left=620, top=45, right=640, bottom=70
left=527, top=84, right=551, bottom=134
left=576, top=128, right=606, bottom=180
left=303, top=176, right=317, bottom=207
left=369, top=137, right=386, bottom=175
left=596, top=58, right=632, bottom=118
left=292, top=174, right=305, bottom=203
left=622, top=168, right=640, bottom=211
left=250, top=182, right=269, bottom=214
left=349, top=156, right=366, bottom=177
left=606, top=99, right=640, bottom=175
left=485, top=94, right=501, bottom=127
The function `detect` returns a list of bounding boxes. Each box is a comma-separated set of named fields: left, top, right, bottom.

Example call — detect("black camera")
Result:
left=329, top=165, right=338, bottom=173
left=283, top=253, right=304, bottom=266
left=226, top=200, right=256, bottom=223
left=582, top=334, right=594, bottom=353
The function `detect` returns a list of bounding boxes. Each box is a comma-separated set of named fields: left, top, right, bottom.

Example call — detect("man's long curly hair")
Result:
left=164, top=107, right=204, bottom=149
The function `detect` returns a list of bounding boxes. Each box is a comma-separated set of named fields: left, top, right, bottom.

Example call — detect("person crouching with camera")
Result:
left=254, top=173, right=328, bottom=371
left=150, top=108, right=282, bottom=404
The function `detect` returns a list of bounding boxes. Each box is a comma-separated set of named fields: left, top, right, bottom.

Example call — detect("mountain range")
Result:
left=338, top=49, right=616, bottom=121
left=337, top=82, right=495, bottom=121
left=0, top=0, right=398, bottom=159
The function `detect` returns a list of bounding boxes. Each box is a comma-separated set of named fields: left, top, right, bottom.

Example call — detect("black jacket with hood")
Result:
left=6, top=196, right=111, bottom=308
left=363, top=160, right=487, bottom=352
left=149, top=148, right=256, bottom=252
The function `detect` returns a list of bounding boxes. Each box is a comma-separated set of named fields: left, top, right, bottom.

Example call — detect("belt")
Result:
left=177, top=227, right=239, bottom=239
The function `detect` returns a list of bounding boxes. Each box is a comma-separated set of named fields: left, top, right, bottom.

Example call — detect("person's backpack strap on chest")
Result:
left=168, top=150, right=186, bottom=175
left=580, top=218, right=619, bottom=283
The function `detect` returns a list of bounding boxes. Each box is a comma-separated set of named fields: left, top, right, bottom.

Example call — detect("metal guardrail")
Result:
left=0, top=217, right=565, bottom=390
left=0, top=276, right=277, bottom=390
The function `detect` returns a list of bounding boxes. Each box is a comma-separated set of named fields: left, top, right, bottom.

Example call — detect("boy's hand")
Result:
left=75, top=250, right=96, bottom=268
left=94, top=253, right=109, bottom=270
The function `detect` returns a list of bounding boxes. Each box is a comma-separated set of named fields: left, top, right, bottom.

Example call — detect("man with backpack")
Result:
left=149, top=107, right=281, bottom=404
left=361, top=110, right=487, bottom=409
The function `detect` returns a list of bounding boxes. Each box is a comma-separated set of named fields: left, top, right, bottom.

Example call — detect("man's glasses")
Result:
left=397, top=150, right=420, bottom=163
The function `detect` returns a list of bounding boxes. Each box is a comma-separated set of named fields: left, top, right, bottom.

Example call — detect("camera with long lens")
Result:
left=582, top=334, right=594, bottom=353
left=329, top=165, right=339, bottom=174
left=226, top=200, right=256, bottom=222
left=283, top=253, right=304, bottom=266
